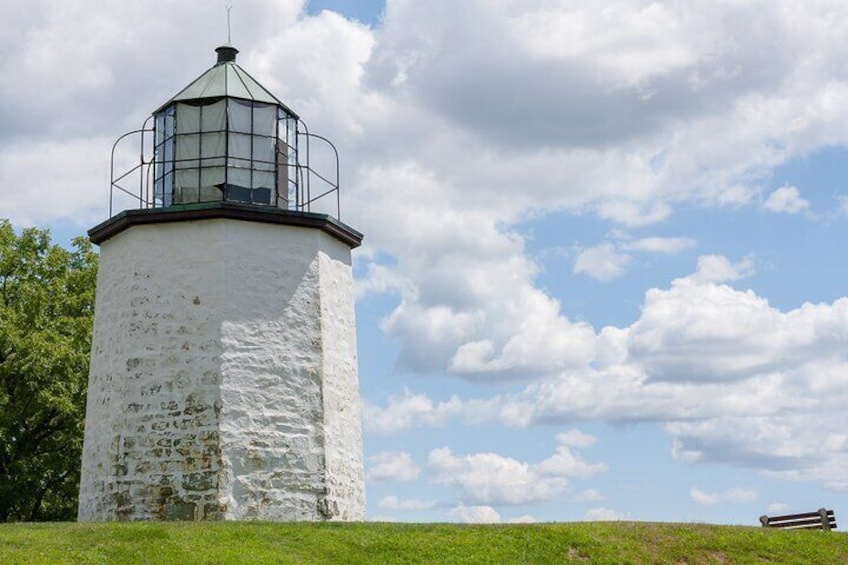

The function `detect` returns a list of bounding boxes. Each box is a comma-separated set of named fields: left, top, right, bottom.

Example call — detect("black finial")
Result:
left=216, top=45, right=238, bottom=64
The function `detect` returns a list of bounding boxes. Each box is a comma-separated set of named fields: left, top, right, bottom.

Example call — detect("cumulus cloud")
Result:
left=352, top=164, right=598, bottom=379
left=447, top=503, right=502, bottom=524
left=685, top=254, right=755, bottom=285
left=690, top=487, right=757, bottom=505
left=427, top=434, right=606, bottom=505
left=366, top=451, right=421, bottom=482
left=622, top=236, right=696, bottom=254
left=370, top=254, right=848, bottom=490
left=508, top=514, right=537, bottom=524
left=378, top=495, right=435, bottom=511
left=364, top=389, right=499, bottom=435
left=583, top=507, right=628, bottom=521
left=575, top=489, right=606, bottom=502
left=573, top=243, right=632, bottom=281
left=763, top=186, right=811, bottom=214
left=837, top=195, right=848, bottom=217
left=767, top=502, right=790, bottom=514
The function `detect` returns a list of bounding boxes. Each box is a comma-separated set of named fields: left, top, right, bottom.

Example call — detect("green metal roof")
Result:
left=153, top=46, right=298, bottom=118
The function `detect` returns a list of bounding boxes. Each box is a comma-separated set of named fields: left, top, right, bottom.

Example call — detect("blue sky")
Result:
left=2, top=0, right=848, bottom=525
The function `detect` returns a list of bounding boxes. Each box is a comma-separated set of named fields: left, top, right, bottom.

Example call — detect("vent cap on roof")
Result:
left=215, top=45, right=239, bottom=64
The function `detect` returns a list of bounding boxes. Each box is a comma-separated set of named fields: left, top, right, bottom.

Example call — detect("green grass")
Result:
left=1, top=521, right=846, bottom=564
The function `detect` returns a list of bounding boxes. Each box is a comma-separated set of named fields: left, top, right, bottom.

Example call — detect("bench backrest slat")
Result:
left=760, top=508, right=836, bottom=531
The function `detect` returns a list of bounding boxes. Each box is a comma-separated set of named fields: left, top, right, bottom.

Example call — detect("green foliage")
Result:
left=0, top=521, right=847, bottom=564
left=0, top=220, right=98, bottom=521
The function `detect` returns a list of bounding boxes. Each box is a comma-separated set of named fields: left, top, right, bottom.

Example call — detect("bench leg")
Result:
left=819, top=508, right=832, bottom=531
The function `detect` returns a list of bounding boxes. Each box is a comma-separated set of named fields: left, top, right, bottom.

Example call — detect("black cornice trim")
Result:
left=88, top=202, right=362, bottom=249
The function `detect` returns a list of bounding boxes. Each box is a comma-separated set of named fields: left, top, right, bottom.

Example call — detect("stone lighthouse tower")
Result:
left=78, top=46, right=365, bottom=521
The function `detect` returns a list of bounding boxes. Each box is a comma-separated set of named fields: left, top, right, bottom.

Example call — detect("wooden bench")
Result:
left=759, top=508, right=836, bottom=531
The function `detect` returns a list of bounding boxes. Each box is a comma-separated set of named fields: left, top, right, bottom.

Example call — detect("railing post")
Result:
left=819, top=508, right=832, bottom=531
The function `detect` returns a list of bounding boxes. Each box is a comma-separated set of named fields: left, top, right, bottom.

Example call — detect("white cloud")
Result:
left=354, top=164, right=598, bottom=379
left=556, top=429, right=598, bottom=448
left=427, top=434, right=606, bottom=506
left=685, top=254, right=755, bottom=285
left=573, top=243, right=632, bottom=281
left=690, top=487, right=757, bottom=505
left=763, top=185, right=811, bottom=214
left=364, top=389, right=499, bottom=435
left=378, top=495, right=435, bottom=511
left=583, top=507, right=628, bottom=521
left=366, top=451, right=421, bottom=482
left=767, top=502, right=791, bottom=514
left=838, top=195, right=848, bottom=216
left=373, top=254, right=848, bottom=489
left=690, top=487, right=721, bottom=505
left=575, top=489, right=606, bottom=502
left=508, top=514, right=537, bottom=524
left=0, top=137, right=111, bottom=226
left=726, top=488, right=758, bottom=503
left=622, top=236, right=696, bottom=254
left=447, top=503, right=502, bottom=524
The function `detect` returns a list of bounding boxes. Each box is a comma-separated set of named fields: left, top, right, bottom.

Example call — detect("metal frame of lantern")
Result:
left=109, top=112, right=342, bottom=221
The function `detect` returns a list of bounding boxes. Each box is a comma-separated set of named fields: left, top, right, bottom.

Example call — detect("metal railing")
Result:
left=109, top=117, right=342, bottom=220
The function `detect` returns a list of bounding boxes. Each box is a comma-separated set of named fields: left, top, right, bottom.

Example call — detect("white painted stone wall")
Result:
left=78, top=218, right=365, bottom=521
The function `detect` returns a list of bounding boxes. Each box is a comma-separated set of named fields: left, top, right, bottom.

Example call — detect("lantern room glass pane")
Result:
left=201, top=100, right=226, bottom=131
left=253, top=103, right=276, bottom=137
left=229, top=99, right=253, bottom=133
left=254, top=137, right=275, bottom=164
left=176, top=103, right=200, bottom=134
left=176, top=134, right=200, bottom=165
left=229, top=133, right=252, bottom=160
left=253, top=170, right=274, bottom=190
left=200, top=132, right=226, bottom=160
left=152, top=96, right=291, bottom=209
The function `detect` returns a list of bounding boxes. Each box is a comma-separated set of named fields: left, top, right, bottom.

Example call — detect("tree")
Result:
left=0, top=220, right=97, bottom=521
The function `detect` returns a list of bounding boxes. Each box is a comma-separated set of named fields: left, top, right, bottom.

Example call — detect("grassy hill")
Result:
left=1, top=521, right=846, bottom=564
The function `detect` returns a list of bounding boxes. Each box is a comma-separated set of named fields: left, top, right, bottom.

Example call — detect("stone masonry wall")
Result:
left=317, top=247, right=366, bottom=520
left=78, top=218, right=365, bottom=521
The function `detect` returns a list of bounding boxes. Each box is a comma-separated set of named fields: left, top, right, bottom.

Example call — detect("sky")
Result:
left=2, top=0, right=848, bottom=525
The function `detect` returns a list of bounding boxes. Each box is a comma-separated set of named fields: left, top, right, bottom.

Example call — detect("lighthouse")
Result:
left=77, top=46, right=365, bottom=521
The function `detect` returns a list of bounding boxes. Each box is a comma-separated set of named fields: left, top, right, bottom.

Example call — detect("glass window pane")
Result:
left=200, top=132, right=226, bottom=159
left=176, top=134, right=200, bottom=166
left=252, top=170, right=274, bottom=190
left=253, top=135, right=275, bottom=164
left=154, top=175, right=164, bottom=205
left=227, top=157, right=251, bottom=169
left=253, top=103, right=276, bottom=137
left=155, top=114, right=164, bottom=146
left=165, top=107, right=175, bottom=138
left=228, top=133, right=252, bottom=160
left=176, top=103, right=201, bottom=134
left=229, top=99, right=253, bottom=133
left=163, top=172, right=173, bottom=207
left=204, top=157, right=225, bottom=167
left=200, top=167, right=224, bottom=202
left=200, top=166, right=224, bottom=189
left=175, top=170, right=200, bottom=203
left=277, top=160, right=289, bottom=209
left=164, top=136, right=174, bottom=164
left=228, top=166, right=251, bottom=189
left=201, top=99, right=226, bottom=131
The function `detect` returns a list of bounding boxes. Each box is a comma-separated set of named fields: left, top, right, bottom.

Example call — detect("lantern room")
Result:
left=107, top=45, right=344, bottom=222
left=152, top=46, right=296, bottom=208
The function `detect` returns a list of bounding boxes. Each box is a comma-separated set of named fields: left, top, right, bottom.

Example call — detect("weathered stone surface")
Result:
left=78, top=219, right=365, bottom=521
